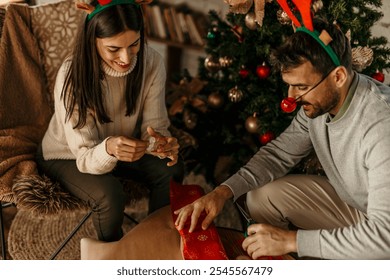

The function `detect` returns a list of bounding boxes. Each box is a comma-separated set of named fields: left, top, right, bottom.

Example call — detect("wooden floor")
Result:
left=0, top=204, right=17, bottom=260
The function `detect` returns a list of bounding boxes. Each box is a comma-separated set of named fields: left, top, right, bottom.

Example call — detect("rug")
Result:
left=7, top=173, right=244, bottom=260
left=8, top=201, right=148, bottom=260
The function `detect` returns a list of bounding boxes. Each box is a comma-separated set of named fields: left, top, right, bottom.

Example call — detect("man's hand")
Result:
left=106, top=136, right=148, bottom=162
left=174, top=185, right=233, bottom=233
left=242, top=223, right=297, bottom=259
left=146, top=126, right=180, bottom=166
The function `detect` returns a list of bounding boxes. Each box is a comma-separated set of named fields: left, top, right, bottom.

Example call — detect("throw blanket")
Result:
left=0, top=4, right=52, bottom=202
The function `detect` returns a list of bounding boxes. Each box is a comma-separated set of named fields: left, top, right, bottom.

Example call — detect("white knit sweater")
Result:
left=41, top=45, right=170, bottom=174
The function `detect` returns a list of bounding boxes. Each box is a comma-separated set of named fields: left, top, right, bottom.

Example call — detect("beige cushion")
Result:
left=30, top=1, right=84, bottom=105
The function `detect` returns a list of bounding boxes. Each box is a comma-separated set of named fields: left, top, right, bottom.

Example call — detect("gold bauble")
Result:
left=208, top=92, right=224, bottom=108
left=277, top=9, right=291, bottom=25
left=245, top=113, right=260, bottom=133
left=228, top=86, right=244, bottom=103
left=204, top=55, right=221, bottom=73
left=312, top=0, right=324, bottom=12
left=245, top=12, right=257, bottom=30
left=219, top=56, right=234, bottom=68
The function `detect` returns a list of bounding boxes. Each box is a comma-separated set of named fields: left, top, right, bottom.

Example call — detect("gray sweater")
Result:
left=224, top=73, right=390, bottom=259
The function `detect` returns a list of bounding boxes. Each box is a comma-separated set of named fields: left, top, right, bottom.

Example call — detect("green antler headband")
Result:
left=276, top=0, right=341, bottom=66
left=88, top=0, right=139, bottom=21
left=75, top=0, right=152, bottom=22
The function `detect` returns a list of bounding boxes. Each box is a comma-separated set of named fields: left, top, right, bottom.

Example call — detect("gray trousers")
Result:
left=36, top=147, right=184, bottom=242
left=246, top=174, right=366, bottom=230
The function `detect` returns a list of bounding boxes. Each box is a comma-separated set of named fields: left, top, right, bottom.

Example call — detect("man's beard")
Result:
left=298, top=88, right=340, bottom=119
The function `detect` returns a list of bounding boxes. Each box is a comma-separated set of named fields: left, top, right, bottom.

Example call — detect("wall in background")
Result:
left=160, top=0, right=390, bottom=83
left=371, top=1, right=390, bottom=83
left=32, top=0, right=390, bottom=83
left=149, top=0, right=227, bottom=77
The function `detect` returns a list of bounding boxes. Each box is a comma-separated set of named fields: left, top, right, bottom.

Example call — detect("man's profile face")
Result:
left=281, top=61, right=340, bottom=119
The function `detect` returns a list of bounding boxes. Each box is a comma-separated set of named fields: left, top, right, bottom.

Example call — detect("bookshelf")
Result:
left=142, top=1, right=208, bottom=79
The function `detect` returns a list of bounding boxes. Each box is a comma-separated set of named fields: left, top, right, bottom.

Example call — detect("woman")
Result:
left=36, top=0, right=184, bottom=242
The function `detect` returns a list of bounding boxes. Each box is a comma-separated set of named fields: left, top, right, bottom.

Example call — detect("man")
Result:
left=174, top=17, right=390, bottom=259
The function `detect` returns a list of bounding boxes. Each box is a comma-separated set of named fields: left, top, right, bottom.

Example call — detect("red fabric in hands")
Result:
left=170, top=180, right=228, bottom=260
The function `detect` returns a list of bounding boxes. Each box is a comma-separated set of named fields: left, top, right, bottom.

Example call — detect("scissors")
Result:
left=235, top=202, right=256, bottom=237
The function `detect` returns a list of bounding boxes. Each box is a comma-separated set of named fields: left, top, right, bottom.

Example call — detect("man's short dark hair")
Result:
left=270, top=17, right=352, bottom=76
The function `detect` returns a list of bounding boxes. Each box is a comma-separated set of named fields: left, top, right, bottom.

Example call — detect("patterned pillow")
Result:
left=30, top=1, right=84, bottom=105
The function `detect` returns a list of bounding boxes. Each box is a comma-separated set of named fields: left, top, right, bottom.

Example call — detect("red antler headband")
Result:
left=276, top=0, right=341, bottom=66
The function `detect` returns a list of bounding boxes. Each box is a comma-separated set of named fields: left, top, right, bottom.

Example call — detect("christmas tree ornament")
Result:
left=259, top=131, right=275, bottom=145
left=256, top=62, right=271, bottom=79
left=219, top=56, right=234, bottom=68
left=312, top=0, right=323, bottom=12
left=352, top=46, right=374, bottom=72
left=167, top=77, right=207, bottom=116
left=183, top=109, right=198, bottom=130
left=280, top=97, right=297, bottom=113
left=239, top=67, right=250, bottom=78
left=231, top=25, right=244, bottom=42
left=204, top=55, right=221, bottom=73
left=208, top=92, right=224, bottom=108
left=277, top=9, right=291, bottom=25
left=207, top=31, right=216, bottom=39
left=372, top=70, right=385, bottom=83
left=224, top=0, right=253, bottom=14
left=254, top=0, right=266, bottom=27
left=245, top=113, right=260, bottom=133
left=228, top=86, right=244, bottom=102
left=352, top=7, right=360, bottom=14
left=245, top=12, right=257, bottom=30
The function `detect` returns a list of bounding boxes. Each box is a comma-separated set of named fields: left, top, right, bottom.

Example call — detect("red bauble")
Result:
left=239, top=68, right=250, bottom=79
left=280, top=97, right=297, bottom=113
left=256, top=63, right=271, bottom=79
left=259, top=131, right=275, bottom=145
left=372, top=71, right=385, bottom=83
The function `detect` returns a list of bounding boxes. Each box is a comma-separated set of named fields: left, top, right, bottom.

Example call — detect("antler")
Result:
left=276, top=0, right=313, bottom=31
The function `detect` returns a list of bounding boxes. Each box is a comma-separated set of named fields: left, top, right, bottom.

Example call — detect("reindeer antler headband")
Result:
left=76, top=0, right=151, bottom=22
left=276, top=0, right=341, bottom=66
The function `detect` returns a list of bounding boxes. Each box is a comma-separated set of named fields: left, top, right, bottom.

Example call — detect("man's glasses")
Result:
left=280, top=68, right=335, bottom=113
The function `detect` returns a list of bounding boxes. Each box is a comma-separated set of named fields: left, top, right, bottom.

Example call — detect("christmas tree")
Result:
left=167, top=0, right=390, bottom=184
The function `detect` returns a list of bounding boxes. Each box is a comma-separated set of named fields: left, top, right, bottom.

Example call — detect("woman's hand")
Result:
left=146, top=126, right=180, bottom=167
left=173, top=185, right=233, bottom=232
left=106, top=136, right=148, bottom=162
left=242, top=223, right=297, bottom=259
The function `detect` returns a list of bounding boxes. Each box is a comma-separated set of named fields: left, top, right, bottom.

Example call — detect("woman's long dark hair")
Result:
left=62, top=3, right=145, bottom=128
